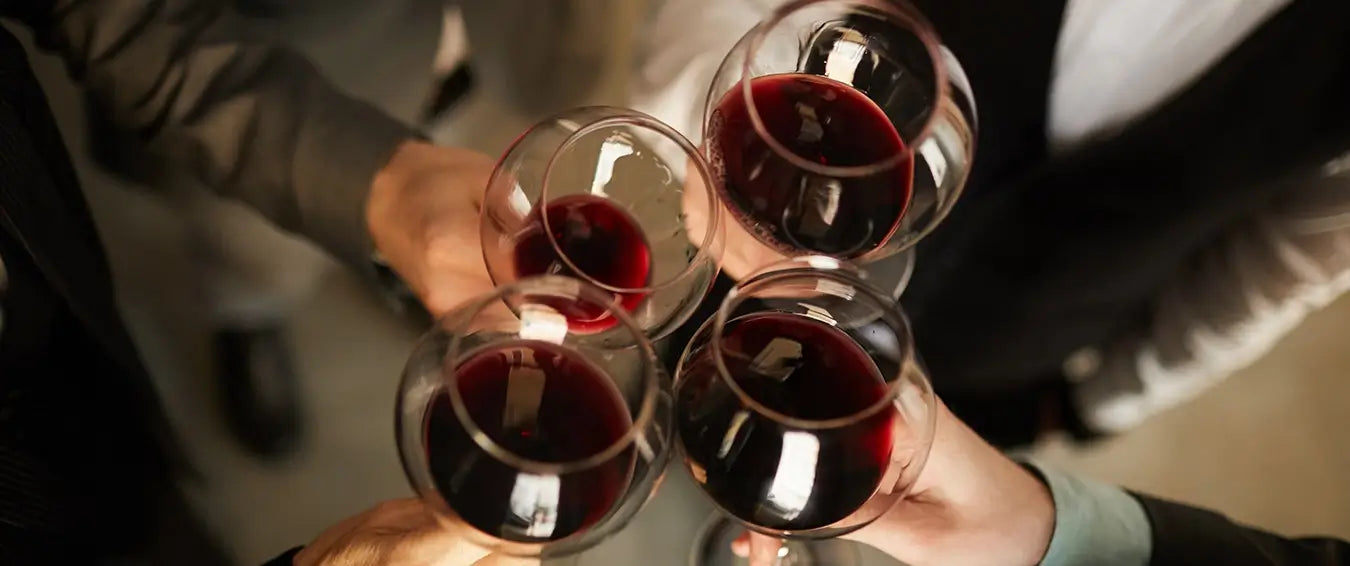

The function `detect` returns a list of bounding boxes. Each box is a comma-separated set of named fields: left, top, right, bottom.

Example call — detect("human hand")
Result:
left=294, top=498, right=538, bottom=566
left=366, top=140, right=499, bottom=317
left=735, top=400, right=1056, bottom=566
left=681, top=156, right=786, bottom=281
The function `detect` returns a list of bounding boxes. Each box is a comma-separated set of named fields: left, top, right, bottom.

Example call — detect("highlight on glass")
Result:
left=701, top=0, right=976, bottom=288
left=481, top=106, right=724, bottom=345
left=396, top=276, right=674, bottom=560
left=674, top=258, right=937, bottom=566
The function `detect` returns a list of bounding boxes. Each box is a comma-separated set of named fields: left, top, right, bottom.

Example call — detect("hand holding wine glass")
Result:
left=696, top=0, right=976, bottom=291
left=396, top=277, right=675, bottom=562
left=294, top=498, right=541, bottom=566
left=733, top=397, right=1057, bottom=566
left=679, top=166, right=784, bottom=281
left=367, top=140, right=500, bottom=317
left=675, top=258, right=938, bottom=566
left=480, top=107, right=723, bottom=344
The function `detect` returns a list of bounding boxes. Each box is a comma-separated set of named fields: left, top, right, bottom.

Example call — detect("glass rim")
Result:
left=440, top=276, right=663, bottom=474
left=707, top=263, right=918, bottom=430
left=539, top=107, right=723, bottom=294
left=740, top=0, right=948, bottom=178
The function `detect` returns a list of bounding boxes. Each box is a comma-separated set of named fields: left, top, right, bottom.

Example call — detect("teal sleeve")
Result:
left=1025, top=462, right=1152, bottom=566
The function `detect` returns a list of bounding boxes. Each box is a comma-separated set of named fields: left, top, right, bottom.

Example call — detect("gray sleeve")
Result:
left=1025, top=462, right=1153, bottom=566
left=6, top=0, right=417, bottom=269
left=458, top=0, right=631, bottom=116
left=1072, top=154, right=1350, bottom=433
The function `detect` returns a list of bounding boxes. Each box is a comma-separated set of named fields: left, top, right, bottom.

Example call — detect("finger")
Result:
left=730, top=532, right=751, bottom=557
left=353, top=499, right=496, bottom=566
left=307, top=498, right=425, bottom=555
left=682, top=154, right=786, bottom=281
left=420, top=267, right=501, bottom=320
left=681, top=157, right=721, bottom=251
left=748, top=533, right=785, bottom=566
left=396, top=519, right=494, bottom=566
left=297, top=498, right=449, bottom=566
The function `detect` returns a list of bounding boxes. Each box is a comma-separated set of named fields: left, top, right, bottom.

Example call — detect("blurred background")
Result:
left=8, top=0, right=1350, bottom=564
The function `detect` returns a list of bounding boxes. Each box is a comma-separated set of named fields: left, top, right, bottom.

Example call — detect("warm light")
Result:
left=507, top=472, right=560, bottom=539
left=518, top=304, right=569, bottom=343
left=590, top=135, right=636, bottom=196
left=823, top=36, right=868, bottom=85
left=763, top=431, right=819, bottom=521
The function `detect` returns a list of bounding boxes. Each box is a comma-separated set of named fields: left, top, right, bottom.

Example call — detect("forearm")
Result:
left=1027, top=463, right=1350, bottom=565
left=460, top=0, right=628, bottom=115
left=1134, top=493, right=1350, bottom=565
left=629, top=0, right=781, bottom=142
left=5, top=0, right=417, bottom=269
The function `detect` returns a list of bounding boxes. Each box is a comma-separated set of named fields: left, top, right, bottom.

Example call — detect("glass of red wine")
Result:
left=702, top=0, right=976, bottom=296
left=674, top=257, right=937, bottom=566
left=482, top=107, right=724, bottom=345
left=396, top=276, right=673, bottom=560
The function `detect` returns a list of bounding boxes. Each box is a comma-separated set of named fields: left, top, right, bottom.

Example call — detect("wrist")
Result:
left=1021, top=462, right=1153, bottom=566
left=367, top=139, right=438, bottom=240
left=941, top=404, right=1056, bottom=565
left=988, top=458, right=1056, bottom=565
left=855, top=403, right=1056, bottom=566
left=1012, top=463, right=1059, bottom=563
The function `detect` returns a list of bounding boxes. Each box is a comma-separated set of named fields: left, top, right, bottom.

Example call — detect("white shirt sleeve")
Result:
left=629, top=0, right=786, bottom=145
left=1074, top=154, right=1350, bottom=433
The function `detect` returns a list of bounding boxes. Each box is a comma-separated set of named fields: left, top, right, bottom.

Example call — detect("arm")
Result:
left=1072, top=158, right=1350, bottom=433
left=629, top=0, right=781, bottom=142
left=773, top=401, right=1350, bottom=566
left=1031, top=464, right=1350, bottom=566
left=458, top=0, right=629, bottom=115
left=2, top=0, right=416, bottom=270
left=1135, top=493, right=1350, bottom=566
left=262, top=547, right=302, bottom=566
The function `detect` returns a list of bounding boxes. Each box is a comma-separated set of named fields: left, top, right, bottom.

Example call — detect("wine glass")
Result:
left=396, top=276, right=674, bottom=560
left=482, top=107, right=724, bottom=345
left=674, top=258, right=937, bottom=566
left=701, top=0, right=976, bottom=296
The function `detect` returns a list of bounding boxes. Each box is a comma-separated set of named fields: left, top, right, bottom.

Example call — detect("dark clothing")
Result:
left=1, top=22, right=228, bottom=564
left=902, top=0, right=1350, bottom=444
left=262, top=546, right=303, bottom=565
left=3, top=0, right=421, bottom=559
left=1137, top=494, right=1350, bottom=565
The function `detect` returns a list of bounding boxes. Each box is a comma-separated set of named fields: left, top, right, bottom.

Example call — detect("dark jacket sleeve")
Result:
left=1135, top=493, right=1350, bottom=565
left=1, top=0, right=417, bottom=270
left=262, top=546, right=302, bottom=565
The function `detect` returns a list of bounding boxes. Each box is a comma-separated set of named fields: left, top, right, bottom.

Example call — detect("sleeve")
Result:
left=458, top=0, right=628, bottom=116
left=260, top=546, right=302, bottom=566
left=2, top=0, right=418, bottom=270
left=1070, top=156, right=1350, bottom=433
left=1134, top=493, right=1350, bottom=565
left=1024, top=463, right=1152, bottom=566
left=628, top=0, right=783, bottom=144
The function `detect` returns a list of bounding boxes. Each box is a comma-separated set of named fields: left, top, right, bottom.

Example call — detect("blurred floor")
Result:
left=9, top=15, right=1350, bottom=566
left=1033, top=292, right=1350, bottom=539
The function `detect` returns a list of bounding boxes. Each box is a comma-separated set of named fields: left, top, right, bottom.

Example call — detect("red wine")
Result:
left=677, top=312, right=894, bottom=531
left=707, top=73, right=913, bottom=258
left=425, top=340, right=634, bottom=542
left=513, top=194, right=652, bottom=332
